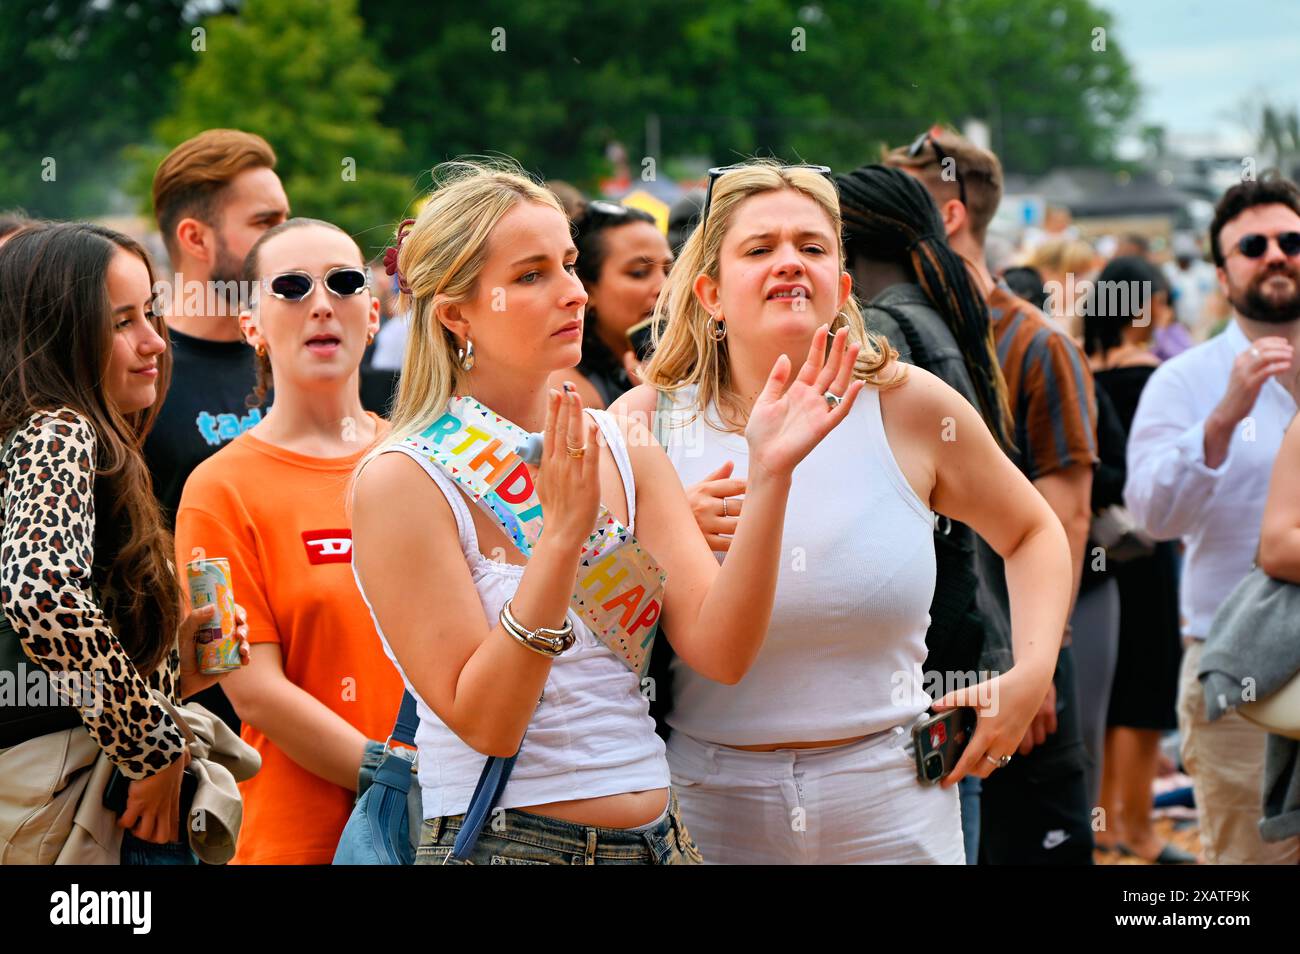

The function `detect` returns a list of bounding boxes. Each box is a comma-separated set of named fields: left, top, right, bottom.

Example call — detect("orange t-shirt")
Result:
left=174, top=415, right=404, bottom=865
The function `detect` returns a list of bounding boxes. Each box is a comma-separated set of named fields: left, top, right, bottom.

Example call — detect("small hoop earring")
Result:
left=457, top=338, right=476, bottom=371
left=255, top=343, right=267, bottom=358
left=707, top=313, right=727, bottom=342
left=366, top=332, right=375, bottom=347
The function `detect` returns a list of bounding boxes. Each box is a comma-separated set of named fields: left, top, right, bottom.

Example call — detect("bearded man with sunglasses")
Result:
left=1125, top=176, right=1300, bottom=864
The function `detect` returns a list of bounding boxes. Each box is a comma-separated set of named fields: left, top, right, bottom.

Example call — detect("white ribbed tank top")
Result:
left=352, top=409, right=668, bottom=819
left=660, top=385, right=936, bottom=745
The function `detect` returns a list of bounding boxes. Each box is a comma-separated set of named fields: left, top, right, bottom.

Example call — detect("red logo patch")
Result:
left=930, top=723, right=947, bottom=748
left=302, top=529, right=353, bottom=564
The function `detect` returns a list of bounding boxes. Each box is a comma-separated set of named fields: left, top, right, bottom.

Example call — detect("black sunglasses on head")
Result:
left=699, top=163, right=834, bottom=232
left=264, top=266, right=372, bottom=302
left=1232, top=232, right=1300, bottom=259
left=907, top=129, right=968, bottom=208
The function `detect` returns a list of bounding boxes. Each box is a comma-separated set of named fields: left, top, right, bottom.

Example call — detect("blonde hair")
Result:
left=1027, top=237, right=1096, bottom=278
left=644, top=159, right=901, bottom=432
left=364, top=158, right=565, bottom=465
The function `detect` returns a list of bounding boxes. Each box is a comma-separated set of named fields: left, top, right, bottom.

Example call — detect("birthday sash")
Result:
left=404, top=396, right=665, bottom=676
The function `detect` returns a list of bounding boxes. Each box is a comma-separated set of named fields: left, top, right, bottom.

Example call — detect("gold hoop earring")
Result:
left=366, top=332, right=375, bottom=346
left=255, top=343, right=267, bottom=358
left=707, top=313, right=727, bottom=342
left=457, top=338, right=476, bottom=371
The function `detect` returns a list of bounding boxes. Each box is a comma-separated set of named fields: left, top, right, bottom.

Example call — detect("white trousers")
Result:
left=667, top=722, right=965, bottom=865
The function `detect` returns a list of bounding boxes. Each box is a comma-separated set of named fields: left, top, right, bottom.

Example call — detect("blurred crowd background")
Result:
left=3, top=0, right=1297, bottom=337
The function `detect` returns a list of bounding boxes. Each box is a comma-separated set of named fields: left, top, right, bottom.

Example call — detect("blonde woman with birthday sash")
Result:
left=609, top=160, right=1074, bottom=864
left=349, top=159, right=863, bottom=866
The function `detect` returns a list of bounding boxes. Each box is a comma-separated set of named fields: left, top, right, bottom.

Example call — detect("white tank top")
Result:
left=660, top=385, right=936, bottom=745
left=352, top=409, right=668, bottom=819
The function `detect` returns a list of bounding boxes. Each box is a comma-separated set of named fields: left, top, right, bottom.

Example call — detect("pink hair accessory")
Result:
left=382, top=218, right=417, bottom=294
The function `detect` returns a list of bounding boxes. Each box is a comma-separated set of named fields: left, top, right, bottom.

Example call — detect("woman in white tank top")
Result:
left=610, top=161, right=1074, bottom=864
left=349, top=160, right=864, bottom=865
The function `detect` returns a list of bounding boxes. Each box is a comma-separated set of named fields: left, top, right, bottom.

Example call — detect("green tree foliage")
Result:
left=362, top=0, right=1137, bottom=187
left=939, top=0, right=1138, bottom=173
left=0, top=0, right=1139, bottom=222
left=138, top=0, right=410, bottom=251
left=0, top=0, right=229, bottom=218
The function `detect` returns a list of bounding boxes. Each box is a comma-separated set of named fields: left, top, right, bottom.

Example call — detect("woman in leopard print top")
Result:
left=0, top=223, right=248, bottom=852
left=2, top=408, right=187, bottom=772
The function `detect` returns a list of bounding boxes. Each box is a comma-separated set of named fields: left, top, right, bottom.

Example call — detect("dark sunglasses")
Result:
left=907, top=129, right=968, bottom=208
left=1232, top=232, right=1300, bottom=259
left=699, top=163, right=834, bottom=232
left=264, top=266, right=372, bottom=302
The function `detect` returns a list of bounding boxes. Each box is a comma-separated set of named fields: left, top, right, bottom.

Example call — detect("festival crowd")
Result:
left=2, top=124, right=1300, bottom=866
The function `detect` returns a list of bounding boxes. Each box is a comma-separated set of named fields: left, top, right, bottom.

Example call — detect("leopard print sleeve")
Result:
left=0, top=409, right=186, bottom=779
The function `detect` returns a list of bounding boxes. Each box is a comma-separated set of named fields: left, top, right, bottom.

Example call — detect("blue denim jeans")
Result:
left=958, top=775, right=981, bottom=865
left=415, top=791, right=703, bottom=865
left=120, top=831, right=197, bottom=866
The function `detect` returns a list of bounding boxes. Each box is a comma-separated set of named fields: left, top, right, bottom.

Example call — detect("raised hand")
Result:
left=1219, top=336, right=1294, bottom=426
left=744, top=325, right=865, bottom=480
left=536, top=383, right=602, bottom=548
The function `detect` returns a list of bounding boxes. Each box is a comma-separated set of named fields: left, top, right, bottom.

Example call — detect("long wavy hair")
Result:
left=362, top=158, right=567, bottom=469
left=837, top=163, right=1014, bottom=450
left=0, top=223, right=180, bottom=676
left=643, top=160, right=900, bottom=432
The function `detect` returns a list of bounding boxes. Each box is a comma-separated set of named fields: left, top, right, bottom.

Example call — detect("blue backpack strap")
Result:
left=392, top=689, right=519, bottom=861
left=450, top=752, right=519, bottom=860
left=390, top=690, right=420, bottom=747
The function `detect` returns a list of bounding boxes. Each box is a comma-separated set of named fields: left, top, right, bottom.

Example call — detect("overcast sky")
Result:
left=1095, top=0, right=1300, bottom=150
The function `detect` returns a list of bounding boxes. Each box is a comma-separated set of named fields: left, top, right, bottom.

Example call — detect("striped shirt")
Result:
left=988, top=284, right=1099, bottom=480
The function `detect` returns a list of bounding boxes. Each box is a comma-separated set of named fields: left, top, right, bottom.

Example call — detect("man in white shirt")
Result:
left=1126, top=177, right=1300, bottom=864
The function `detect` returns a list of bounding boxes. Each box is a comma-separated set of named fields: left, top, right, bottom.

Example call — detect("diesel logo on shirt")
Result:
left=302, top=529, right=352, bottom=564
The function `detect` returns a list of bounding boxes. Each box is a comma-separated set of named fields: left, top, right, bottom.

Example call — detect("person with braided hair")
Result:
left=886, top=127, right=1099, bottom=865
left=836, top=162, right=1017, bottom=864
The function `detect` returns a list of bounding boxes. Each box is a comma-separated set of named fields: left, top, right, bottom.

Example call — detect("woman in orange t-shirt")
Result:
left=175, top=218, right=404, bottom=864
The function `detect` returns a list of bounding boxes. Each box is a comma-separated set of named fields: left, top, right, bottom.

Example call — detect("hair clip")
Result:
left=382, top=218, right=417, bottom=295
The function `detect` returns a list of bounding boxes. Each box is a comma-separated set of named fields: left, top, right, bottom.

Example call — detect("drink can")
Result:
left=186, top=558, right=240, bottom=674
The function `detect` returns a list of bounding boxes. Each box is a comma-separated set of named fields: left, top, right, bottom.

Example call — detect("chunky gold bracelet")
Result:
left=499, top=598, right=576, bottom=657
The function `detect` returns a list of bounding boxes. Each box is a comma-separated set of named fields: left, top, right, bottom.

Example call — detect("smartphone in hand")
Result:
left=912, top=707, right=977, bottom=785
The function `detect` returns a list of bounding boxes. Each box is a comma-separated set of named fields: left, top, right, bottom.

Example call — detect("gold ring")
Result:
left=566, top=445, right=587, bottom=459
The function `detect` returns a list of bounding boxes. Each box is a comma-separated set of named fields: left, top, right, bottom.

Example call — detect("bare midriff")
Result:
left=724, top=734, right=869, bottom=752
left=515, top=787, right=670, bottom=828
